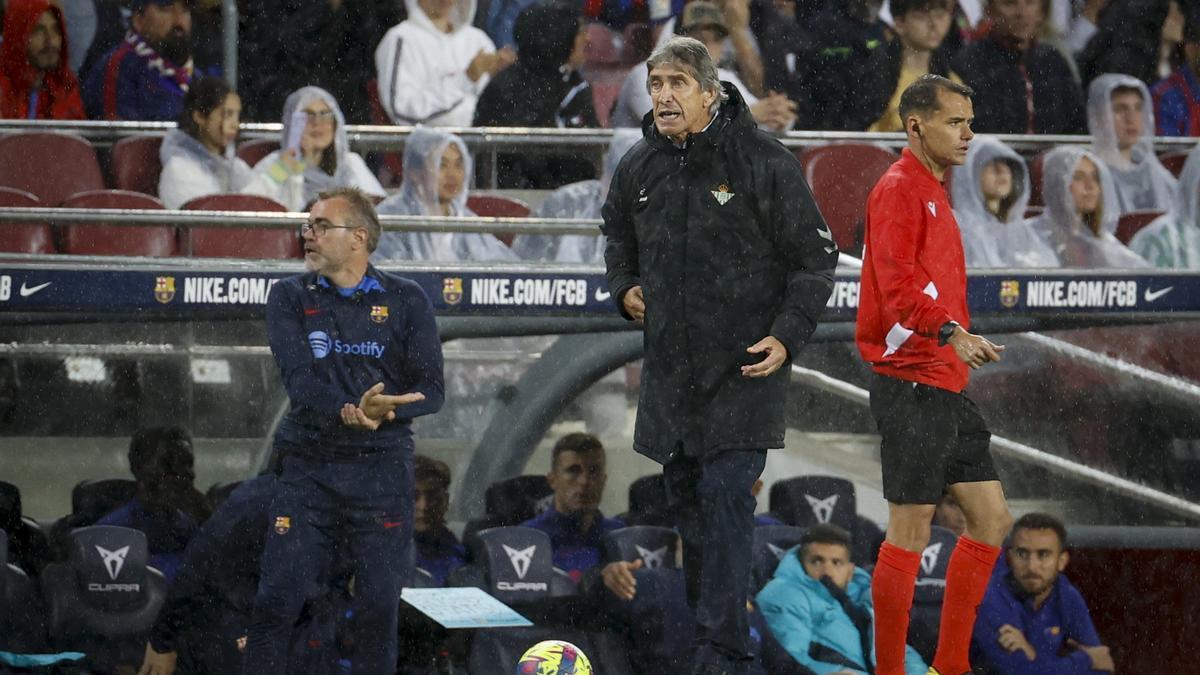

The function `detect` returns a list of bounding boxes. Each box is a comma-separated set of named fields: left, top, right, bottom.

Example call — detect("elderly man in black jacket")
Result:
left=601, top=36, right=838, bottom=675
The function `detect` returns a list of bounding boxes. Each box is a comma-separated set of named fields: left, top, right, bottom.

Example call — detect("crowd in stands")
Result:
left=0, top=428, right=1119, bottom=673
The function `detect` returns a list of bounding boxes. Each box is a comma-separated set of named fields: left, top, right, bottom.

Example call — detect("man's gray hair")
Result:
left=646, top=36, right=729, bottom=112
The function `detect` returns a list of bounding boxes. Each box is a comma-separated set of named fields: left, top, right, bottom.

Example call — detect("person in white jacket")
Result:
left=251, top=86, right=384, bottom=212
left=158, top=77, right=274, bottom=209
left=375, top=0, right=515, bottom=127
left=1087, top=73, right=1178, bottom=214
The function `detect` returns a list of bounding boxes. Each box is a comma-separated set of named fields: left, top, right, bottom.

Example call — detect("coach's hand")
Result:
left=742, top=336, right=788, bottom=377
left=138, top=643, right=178, bottom=675
left=360, top=383, right=426, bottom=418
left=622, top=285, right=645, bottom=323
left=601, top=558, right=643, bottom=601
left=948, top=327, right=1005, bottom=369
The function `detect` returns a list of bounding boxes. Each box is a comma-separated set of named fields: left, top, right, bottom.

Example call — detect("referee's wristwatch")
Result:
left=938, top=321, right=960, bottom=346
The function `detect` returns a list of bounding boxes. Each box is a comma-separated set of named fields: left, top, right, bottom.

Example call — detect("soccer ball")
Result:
left=515, top=640, right=593, bottom=674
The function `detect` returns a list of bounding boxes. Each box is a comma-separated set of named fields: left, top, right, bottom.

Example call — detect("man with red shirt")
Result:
left=0, top=0, right=86, bottom=120
left=855, top=74, right=1014, bottom=675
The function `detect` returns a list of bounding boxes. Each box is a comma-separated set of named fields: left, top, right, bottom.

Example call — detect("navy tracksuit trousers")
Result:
left=244, top=451, right=414, bottom=674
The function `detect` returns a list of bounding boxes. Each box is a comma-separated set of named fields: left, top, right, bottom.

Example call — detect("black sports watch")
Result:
left=938, top=321, right=960, bottom=346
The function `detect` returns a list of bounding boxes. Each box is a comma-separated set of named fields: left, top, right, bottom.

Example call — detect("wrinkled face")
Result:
left=894, top=3, right=954, bottom=52
left=911, top=89, right=975, bottom=166
left=302, top=198, right=365, bottom=274
left=195, top=92, right=241, bottom=153
left=300, top=98, right=336, bottom=155
left=801, top=542, right=855, bottom=591
left=547, top=449, right=607, bottom=516
left=133, top=1, right=192, bottom=63
left=989, top=0, right=1044, bottom=45
left=27, top=10, right=62, bottom=72
left=648, top=62, right=718, bottom=141
left=979, top=159, right=1014, bottom=202
left=437, top=142, right=466, bottom=205
left=414, top=480, right=449, bottom=533
left=1110, top=89, right=1145, bottom=151
left=1008, top=528, right=1068, bottom=598
left=1070, top=156, right=1102, bottom=218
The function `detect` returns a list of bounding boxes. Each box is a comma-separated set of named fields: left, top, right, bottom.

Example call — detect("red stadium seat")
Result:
left=236, top=139, right=280, bottom=169
left=183, top=194, right=298, bottom=259
left=590, top=80, right=623, bottom=128
left=584, top=23, right=621, bottom=66
left=110, top=135, right=163, bottom=196
left=0, top=187, right=54, bottom=253
left=59, top=190, right=176, bottom=256
left=0, top=132, right=104, bottom=206
left=1159, top=150, right=1188, bottom=177
left=467, top=194, right=529, bottom=247
left=799, top=143, right=898, bottom=254
left=1115, top=210, right=1163, bottom=244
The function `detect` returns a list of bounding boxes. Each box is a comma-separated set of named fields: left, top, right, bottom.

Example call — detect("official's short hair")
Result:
left=1012, top=512, right=1068, bottom=549
left=179, top=77, right=234, bottom=141
left=128, top=427, right=192, bottom=479
left=892, top=0, right=952, bottom=18
left=898, top=74, right=974, bottom=126
left=317, top=187, right=381, bottom=253
left=415, top=455, right=452, bottom=493
left=551, top=432, right=605, bottom=470
left=799, top=523, right=853, bottom=558
left=645, top=36, right=729, bottom=110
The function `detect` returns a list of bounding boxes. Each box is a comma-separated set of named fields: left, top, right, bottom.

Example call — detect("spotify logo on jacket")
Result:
left=308, top=331, right=386, bottom=359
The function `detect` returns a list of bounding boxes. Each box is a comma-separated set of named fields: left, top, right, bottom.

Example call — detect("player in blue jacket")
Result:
left=243, top=187, right=445, bottom=674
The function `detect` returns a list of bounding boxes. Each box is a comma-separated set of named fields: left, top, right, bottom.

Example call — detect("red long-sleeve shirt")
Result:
left=856, top=148, right=970, bottom=393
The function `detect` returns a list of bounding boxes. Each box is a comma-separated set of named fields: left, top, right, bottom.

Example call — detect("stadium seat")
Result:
left=462, top=475, right=554, bottom=546
left=0, top=132, right=104, bottom=206
left=365, top=79, right=404, bottom=187
left=602, top=526, right=678, bottom=570
left=0, top=529, right=48, bottom=652
left=799, top=143, right=898, bottom=254
left=0, top=480, right=51, bottom=579
left=456, top=526, right=562, bottom=605
left=1115, top=210, right=1163, bottom=244
left=750, top=524, right=806, bottom=594
left=236, top=138, right=280, bottom=168
left=71, top=478, right=137, bottom=525
left=1160, top=150, right=1188, bottom=177
left=467, top=194, right=531, bottom=218
left=0, top=186, right=54, bottom=253
left=183, top=194, right=298, bottom=258
left=110, top=135, right=164, bottom=196
left=620, top=474, right=671, bottom=527
left=908, top=525, right=958, bottom=663
left=468, top=625, right=634, bottom=675
left=41, top=526, right=167, bottom=669
left=768, top=475, right=883, bottom=566
left=59, top=190, right=176, bottom=256
left=584, top=23, right=622, bottom=67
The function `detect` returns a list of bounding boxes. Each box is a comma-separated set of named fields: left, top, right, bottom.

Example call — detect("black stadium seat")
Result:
left=0, top=480, right=51, bottom=578
left=72, top=478, right=137, bottom=525
left=603, top=526, right=678, bottom=570
left=453, top=526, right=567, bottom=606
left=41, top=526, right=167, bottom=670
left=751, top=525, right=806, bottom=594
left=909, top=525, right=958, bottom=663
left=620, top=474, right=671, bottom=527
left=768, top=475, right=885, bottom=567
left=0, top=528, right=48, bottom=652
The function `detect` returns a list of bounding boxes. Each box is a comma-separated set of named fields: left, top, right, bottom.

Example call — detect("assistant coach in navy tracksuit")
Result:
left=243, top=186, right=444, bottom=674
left=602, top=36, right=837, bottom=675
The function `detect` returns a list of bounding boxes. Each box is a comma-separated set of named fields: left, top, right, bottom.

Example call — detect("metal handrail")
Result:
left=0, top=207, right=602, bottom=235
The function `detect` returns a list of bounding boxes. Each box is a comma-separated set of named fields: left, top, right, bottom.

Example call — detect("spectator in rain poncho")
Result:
left=374, top=127, right=517, bottom=262
left=1130, top=142, right=1200, bottom=268
left=1029, top=147, right=1151, bottom=268
left=251, top=86, right=384, bottom=211
left=950, top=136, right=1058, bottom=268
left=158, top=77, right=271, bottom=209
left=511, top=129, right=642, bottom=263
left=1087, top=73, right=1178, bottom=214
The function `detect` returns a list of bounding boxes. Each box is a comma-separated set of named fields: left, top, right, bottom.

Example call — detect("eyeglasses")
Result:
left=300, top=109, right=336, bottom=123
left=301, top=222, right=357, bottom=237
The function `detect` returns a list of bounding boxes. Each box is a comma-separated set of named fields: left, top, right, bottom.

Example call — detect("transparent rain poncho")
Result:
left=1028, top=146, right=1150, bottom=268
left=1129, top=142, right=1200, bottom=269
left=1087, top=73, right=1178, bottom=214
left=950, top=136, right=1058, bottom=268
left=510, top=128, right=642, bottom=263
left=157, top=126, right=259, bottom=209
left=374, top=127, right=517, bottom=262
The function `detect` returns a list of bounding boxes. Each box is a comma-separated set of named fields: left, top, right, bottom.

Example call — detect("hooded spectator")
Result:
left=1088, top=73, right=1177, bottom=213
left=1130, top=142, right=1200, bottom=268
left=473, top=1, right=598, bottom=189
left=158, top=77, right=271, bottom=209
left=1077, top=0, right=1176, bottom=87
left=375, top=127, right=516, bottom=261
left=512, top=129, right=642, bottom=263
left=0, top=0, right=85, bottom=119
left=1152, top=3, right=1200, bottom=135
left=252, top=86, right=385, bottom=212
left=375, top=0, right=513, bottom=127
left=1029, top=146, right=1150, bottom=268
left=952, top=0, right=1086, bottom=134
left=82, top=0, right=212, bottom=121
left=951, top=136, right=1058, bottom=267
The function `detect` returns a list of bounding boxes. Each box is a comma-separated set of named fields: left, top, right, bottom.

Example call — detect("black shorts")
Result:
left=869, top=373, right=999, bottom=504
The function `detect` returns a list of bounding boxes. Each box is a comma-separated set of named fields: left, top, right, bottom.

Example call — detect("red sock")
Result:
left=873, top=542, right=921, bottom=675
left=932, top=536, right=1001, bottom=674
